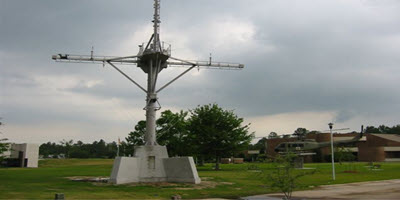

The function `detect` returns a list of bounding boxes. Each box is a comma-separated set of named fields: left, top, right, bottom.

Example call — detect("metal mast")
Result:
left=52, top=0, right=244, bottom=147
left=141, top=0, right=166, bottom=145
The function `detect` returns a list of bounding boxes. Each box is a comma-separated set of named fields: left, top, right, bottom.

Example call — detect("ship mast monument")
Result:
left=52, top=0, right=243, bottom=184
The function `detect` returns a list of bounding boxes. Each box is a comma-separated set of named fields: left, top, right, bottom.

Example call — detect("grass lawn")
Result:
left=1, top=159, right=400, bottom=199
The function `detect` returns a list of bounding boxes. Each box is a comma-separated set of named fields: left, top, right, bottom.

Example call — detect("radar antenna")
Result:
left=52, top=0, right=244, bottom=146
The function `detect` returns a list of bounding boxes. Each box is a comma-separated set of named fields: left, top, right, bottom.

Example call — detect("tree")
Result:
left=0, top=138, right=7, bottom=161
left=282, top=134, right=290, bottom=139
left=60, top=139, right=73, bottom=158
left=388, top=125, right=400, bottom=134
left=39, top=140, right=125, bottom=158
left=39, top=142, right=55, bottom=157
left=125, top=120, right=146, bottom=155
left=268, top=132, right=278, bottom=139
left=335, top=146, right=356, bottom=165
left=69, top=147, right=90, bottom=158
left=187, top=104, right=253, bottom=170
left=118, top=141, right=129, bottom=157
left=308, top=130, right=321, bottom=135
left=91, top=139, right=108, bottom=158
left=156, top=110, right=192, bottom=157
left=126, top=110, right=193, bottom=157
left=365, top=126, right=380, bottom=133
left=293, top=128, right=309, bottom=140
left=0, top=119, right=10, bottom=161
left=249, top=137, right=267, bottom=152
left=105, top=141, right=118, bottom=158
left=365, top=124, right=400, bottom=134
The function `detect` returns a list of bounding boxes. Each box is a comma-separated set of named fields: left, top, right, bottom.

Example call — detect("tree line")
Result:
left=39, top=139, right=127, bottom=159
left=126, top=104, right=253, bottom=169
left=37, top=108, right=399, bottom=167
left=0, top=119, right=9, bottom=161
left=39, top=104, right=253, bottom=170
left=267, top=124, right=400, bottom=140
left=364, top=124, right=400, bottom=134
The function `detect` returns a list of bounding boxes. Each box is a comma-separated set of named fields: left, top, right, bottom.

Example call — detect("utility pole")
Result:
left=52, top=0, right=243, bottom=184
left=328, top=122, right=336, bottom=180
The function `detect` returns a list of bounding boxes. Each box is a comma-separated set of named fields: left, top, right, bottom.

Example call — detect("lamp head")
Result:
left=328, top=122, right=334, bottom=130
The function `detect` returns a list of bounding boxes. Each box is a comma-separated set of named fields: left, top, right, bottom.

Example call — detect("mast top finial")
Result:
left=152, top=0, right=161, bottom=52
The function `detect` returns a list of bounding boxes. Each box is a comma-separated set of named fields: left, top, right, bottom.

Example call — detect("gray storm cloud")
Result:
left=1, top=0, right=400, bottom=142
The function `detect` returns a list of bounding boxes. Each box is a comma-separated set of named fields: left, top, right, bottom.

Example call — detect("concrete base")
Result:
left=109, top=145, right=200, bottom=184
left=164, top=157, right=201, bottom=184
left=109, top=157, right=140, bottom=184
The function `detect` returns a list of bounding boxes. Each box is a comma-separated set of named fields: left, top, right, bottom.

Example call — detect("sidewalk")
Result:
left=240, top=179, right=400, bottom=200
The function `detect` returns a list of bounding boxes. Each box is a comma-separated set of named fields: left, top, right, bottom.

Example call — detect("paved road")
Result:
left=241, top=179, right=400, bottom=200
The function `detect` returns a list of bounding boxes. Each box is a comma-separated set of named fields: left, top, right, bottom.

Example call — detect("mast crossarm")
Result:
left=51, top=53, right=146, bottom=93
left=155, top=56, right=244, bottom=93
left=168, top=56, right=197, bottom=65
left=167, top=56, right=244, bottom=69
left=51, top=54, right=138, bottom=65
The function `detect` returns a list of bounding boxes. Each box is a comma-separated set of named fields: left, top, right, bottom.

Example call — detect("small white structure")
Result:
left=8, top=143, right=39, bottom=168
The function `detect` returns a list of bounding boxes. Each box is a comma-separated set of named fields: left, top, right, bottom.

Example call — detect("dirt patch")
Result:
left=126, top=182, right=180, bottom=187
left=66, top=176, right=109, bottom=183
left=174, top=181, right=217, bottom=190
left=175, top=180, right=234, bottom=190
left=65, top=176, right=233, bottom=190
left=200, top=177, right=215, bottom=181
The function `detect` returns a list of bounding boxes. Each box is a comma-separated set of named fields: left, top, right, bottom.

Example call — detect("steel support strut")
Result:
left=156, top=64, right=197, bottom=93
left=107, top=61, right=147, bottom=93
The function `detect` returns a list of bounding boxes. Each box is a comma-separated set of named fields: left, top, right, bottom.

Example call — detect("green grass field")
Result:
left=1, top=159, right=400, bottom=199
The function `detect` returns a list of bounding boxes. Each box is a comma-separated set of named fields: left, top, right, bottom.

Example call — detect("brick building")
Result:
left=358, top=134, right=400, bottom=162
left=265, top=133, right=400, bottom=162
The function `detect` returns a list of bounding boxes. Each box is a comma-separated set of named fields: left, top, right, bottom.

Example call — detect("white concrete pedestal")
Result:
left=109, top=145, right=200, bottom=184
left=109, top=157, right=140, bottom=184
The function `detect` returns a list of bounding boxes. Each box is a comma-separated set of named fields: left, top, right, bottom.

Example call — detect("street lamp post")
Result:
left=329, top=122, right=336, bottom=180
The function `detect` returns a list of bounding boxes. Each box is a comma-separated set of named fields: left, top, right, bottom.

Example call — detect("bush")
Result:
left=267, top=153, right=315, bottom=199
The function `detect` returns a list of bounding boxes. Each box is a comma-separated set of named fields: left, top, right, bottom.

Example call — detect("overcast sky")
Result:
left=1, top=0, right=400, bottom=144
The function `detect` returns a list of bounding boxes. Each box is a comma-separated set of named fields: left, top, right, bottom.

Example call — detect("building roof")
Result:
left=372, top=134, right=400, bottom=143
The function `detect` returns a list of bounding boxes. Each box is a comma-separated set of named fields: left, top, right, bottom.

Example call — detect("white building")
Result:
left=4, top=143, right=39, bottom=168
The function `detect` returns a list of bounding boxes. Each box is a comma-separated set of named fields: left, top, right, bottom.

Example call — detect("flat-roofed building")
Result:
left=265, top=133, right=400, bottom=162
left=358, top=134, right=400, bottom=162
